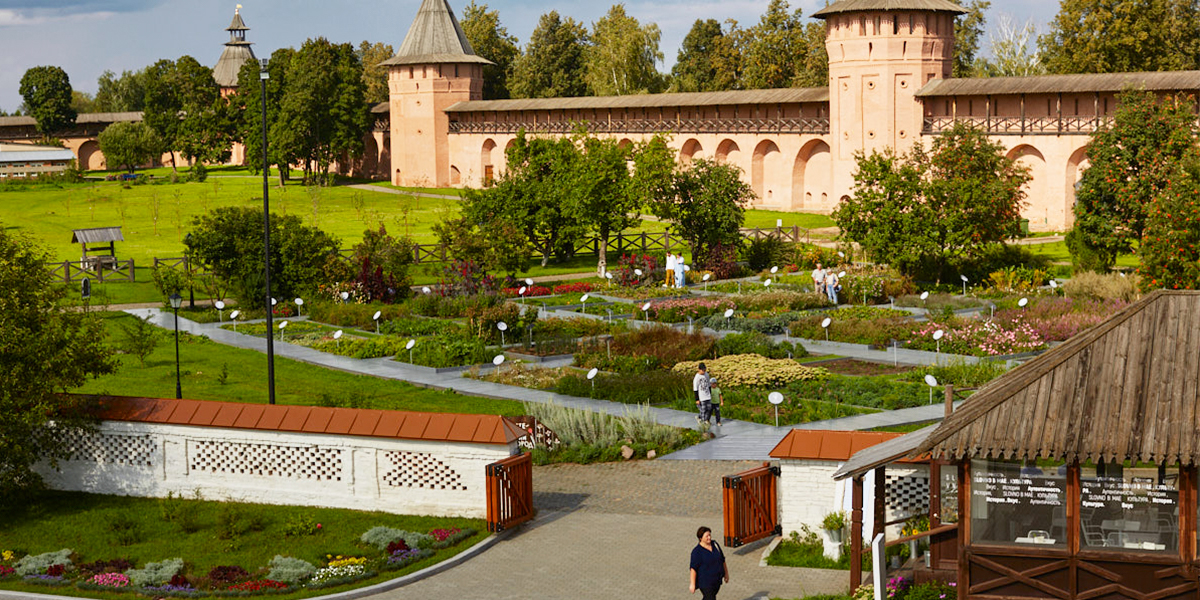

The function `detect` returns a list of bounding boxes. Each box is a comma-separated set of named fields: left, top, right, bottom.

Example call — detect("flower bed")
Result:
left=788, top=306, right=914, bottom=346
left=672, top=354, right=829, bottom=388
left=574, top=327, right=713, bottom=374
left=501, top=285, right=551, bottom=297
left=221, top=320, right=326, bottom=338
left=599, top=286, right=690, bottom=301
left=906, top=318, right=1044, bottom=357
left=729, top=291, right=830, bottom=312
left=552, top=282, right=596, bottom=295
left=643, top=297, right=735, bottom=323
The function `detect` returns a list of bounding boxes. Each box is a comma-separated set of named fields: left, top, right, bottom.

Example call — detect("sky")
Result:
left=0, top=0, right=1060, bottom=114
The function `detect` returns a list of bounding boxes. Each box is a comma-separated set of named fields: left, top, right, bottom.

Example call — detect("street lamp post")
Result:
left=169, top=293, right=183, bottom=399
left=260, top=58, right=276, bottom=405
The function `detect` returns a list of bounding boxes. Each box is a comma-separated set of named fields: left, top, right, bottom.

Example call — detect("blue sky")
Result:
left=0, top=0, right=1059, bottom=113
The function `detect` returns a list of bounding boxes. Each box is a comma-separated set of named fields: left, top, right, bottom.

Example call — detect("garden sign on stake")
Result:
left=215, top=300, right=226, bottom=322
left=768, top=391, right=784, bottom=427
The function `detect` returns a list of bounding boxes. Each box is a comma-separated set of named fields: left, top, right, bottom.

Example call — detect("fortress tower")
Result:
left=814, top=0, right=964, bottom=202
left=382, top=0, right=491, bottom=187
left=212, top=5, right=256, bottom=96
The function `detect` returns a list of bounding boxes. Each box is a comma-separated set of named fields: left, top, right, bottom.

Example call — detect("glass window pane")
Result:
left=1081, top=461, right=1178, bottom=552
left=941, top=468, right=958, bottom=523
left=970, top=459, right=1067, bottom=547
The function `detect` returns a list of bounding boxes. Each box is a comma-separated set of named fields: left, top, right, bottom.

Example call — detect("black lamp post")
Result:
left=169, top=293, right=183, bottom=399
left=260, top=58, right=276, bottom=405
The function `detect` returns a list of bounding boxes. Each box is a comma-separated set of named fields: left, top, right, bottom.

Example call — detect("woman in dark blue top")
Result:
left=689, top=526, right=729, bottom=599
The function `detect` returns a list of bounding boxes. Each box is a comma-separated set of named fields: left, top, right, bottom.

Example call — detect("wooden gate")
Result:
left=722, top=462, right=780, bottom=547
left=485, top=452, right=533, bottom=533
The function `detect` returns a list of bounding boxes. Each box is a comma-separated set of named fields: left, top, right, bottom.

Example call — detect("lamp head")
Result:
left=169, top=293, right=182, bottom=309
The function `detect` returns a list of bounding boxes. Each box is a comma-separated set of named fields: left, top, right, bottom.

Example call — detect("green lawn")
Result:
left=742, top=209, right=835, bottom=231
left=0, top=491, right=486, bottom=599
left=75, top=312, right=524, bottom=415
left=1024, top=239, right=1140, bottom=269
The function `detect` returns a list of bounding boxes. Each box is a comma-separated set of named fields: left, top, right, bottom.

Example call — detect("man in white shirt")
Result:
left=693, top=363, right=713, bottom=426
left=665, top=252, right=677, bottom=287
left=811, top=262, right=826, bottom=295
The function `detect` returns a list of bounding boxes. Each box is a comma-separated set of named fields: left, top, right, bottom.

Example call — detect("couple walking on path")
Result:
left=665, top=252, right=687, bottom=288
left=692, top=363, right=722, bottom=427
left=811, top=262, right=840, bottom=304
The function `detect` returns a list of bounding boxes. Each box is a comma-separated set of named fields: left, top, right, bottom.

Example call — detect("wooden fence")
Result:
left=45, top=258, right=135, bottom=283
left=485, top=452, right=534, bottom=533
left=722, top=462, right=780, bottom=547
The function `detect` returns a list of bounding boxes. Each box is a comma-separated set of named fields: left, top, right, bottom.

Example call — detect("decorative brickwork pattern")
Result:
left=61, top=430, right=155, bottom=467
left=187, top=440, right=344, bottom=481
left=383, top=451, right=466, bottom=491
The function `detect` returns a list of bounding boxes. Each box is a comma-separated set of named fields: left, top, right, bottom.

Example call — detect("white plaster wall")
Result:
left=781, top=460, right=931, bottom=542
left=36, top=421, right=517, bottom=519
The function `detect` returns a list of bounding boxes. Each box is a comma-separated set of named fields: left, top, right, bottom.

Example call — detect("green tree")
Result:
left=432, top=216, right=531, bottom=275
left=835, top=123, right=1030, bottom=279
left=236, top=47, right=297, bottom=184
left=654, top=158, right=753, bottom=265
left=350, top=225, right=417, bottom=301
left=671, top=19, right=740, bottom=92
left=735, top=1, right=826, bottom=89
left=510, top=11, right=590, bottom=98
left=142, top=59, right=184, bottom=169
left=70, top=90, right=96, bottom=114
left=0, top=228, right=116, bottom=505
left=173, top=56, right=235, bottom=166
left=571, top=134, right=643, bottom=275
left=460, top=2, right=520, bottom=100
left=584, top=5, right=666, bottom=96
left=18, top=65, right=77, bottom=136
left=1140, top=156, right=1200, bottom=290
left=95, top=68, right=148, bottom=112
left=97, top=121, right=164, bottom=173
left=1068, top=89, right=1200, bottom=271
left=276, top=38, right=370, bottom=184
left=1039, top=0, right=1200, bottom=74
left=953, top=0, right=990, bottom=78
left=356, top=41, right=395, bottom=104
left=184, top=206, right=341, bottom=306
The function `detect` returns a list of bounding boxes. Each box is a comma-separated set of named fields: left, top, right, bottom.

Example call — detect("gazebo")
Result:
left=840, top=290, right=1200, bottom=599
left=71, top=226, right=124, bottom=270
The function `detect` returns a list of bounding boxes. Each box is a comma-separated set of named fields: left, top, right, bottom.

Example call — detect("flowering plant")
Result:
left=309, top=564, right=365, bottom=584
left=0, top=566, right=13, bottom=578
left=644, top=297, right=734, bottom=323
left=673, top=355, right=829, bottom=388
left=886, top=575, right=912, bottom=599
left=46, top=564, right=65, bottom=577
left=501, top=285, right=551, bottom=297
left=228, top=579, right=288, bottom=591
left=318, top=281, right=367, bottom=304
left=553, top=282, right=595, bottom=294
left=611, top=253, right=659, bottom=286
left=326, top=556, right=368, bottom=568
left=1, top=550, right=13, bottom=563
left=388, top=548, right=423, bottom=566
left=429, top=527, right=461, bottom=542
left=89, top=573, right=130, bottom=587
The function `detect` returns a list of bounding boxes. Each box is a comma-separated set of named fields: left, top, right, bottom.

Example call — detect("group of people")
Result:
left=810, top=262, right=841, bottom=304
left=692, top=363, right=721, bottom=427
left=664, top=252, right=687, bottom=288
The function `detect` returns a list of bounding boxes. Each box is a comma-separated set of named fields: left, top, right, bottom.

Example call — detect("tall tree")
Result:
left=0, top=227, right=116, bottom=505
left=1039, top=0, right=1200, bottom=74
left=1140, top=155, right=1200, bottom=290
left=671, top=19, right=740, bottom=92
left=973, top=15, right=1046, bottom=77
left=97, top=121, right=164, bottom=173
left=95, top=69, right=148, bottom=112
left=173, top=56, right=234, bottom=166
left=356, top=41, right=394, bottom=104
left=834, top=123, right=1030, bottom=279
left=953, top=0, right=990, bottom=78
left=236, top=47, right=297, bottom=184
left=653, top=159, right=753, bottom=265
left=735, top=0, right=826, bottom=89
left=584, top=4, right=666, bottom=96
left=70, top=90, right=96, bottom=114
left=18, top=66, right=77, bottom=136
left=1068, top=89, right=1199, bottom=271
left=141, top=59, right=183, bottom=169
left=460, top=2, right=520, bottom=100
left=510, top=11, right=590, bottom=98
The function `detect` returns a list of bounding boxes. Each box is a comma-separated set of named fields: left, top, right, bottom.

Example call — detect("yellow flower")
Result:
left=1, top=550, right=12, bottom=562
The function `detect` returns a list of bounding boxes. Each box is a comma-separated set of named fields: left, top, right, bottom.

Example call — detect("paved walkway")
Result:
left=375, top=461, right=847, bottom=600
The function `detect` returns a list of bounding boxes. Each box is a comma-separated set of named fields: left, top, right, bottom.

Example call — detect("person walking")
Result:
left=693, top=363, right=713, bottom=426
left=825, top=270, right=840, bottom=304
left=811, top=262, right=826, bottom=295
left=674, top=253, right=687, bottom=288
left=665, top=252, right=677, bottom=287
left=689, top=526, right=729, bottom=599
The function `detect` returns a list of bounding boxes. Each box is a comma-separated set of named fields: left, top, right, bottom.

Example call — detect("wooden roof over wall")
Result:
left=445, top=87, right=830, bottom=113
left=71, top=227, right=123, bottom=244
left=915, top=290, right=1200, bottom=465
left=813, top=0, right=967, bottom=18
left=916, top=70, right=1200, bottom=97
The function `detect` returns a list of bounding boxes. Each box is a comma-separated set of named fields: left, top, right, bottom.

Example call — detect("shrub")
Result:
left=125, top=557, right=183, bottom=587
left=523, top=401, right=622, bottom=447
left=399, top=333, right=492, bottom=368
left=789, top=307, right=913, bottom=346
left=282, top=513, right=322, bottom=537
left=700, top=310, right=809, bottom=335
left=731, top=291, right=830, bottom=312
left=466, top=302, right=537, bottom=343
left=908, top=318, right=1044, bottom=356
left=902, top=360, right=1009, bottom=389
left=744, top=236, right=788, bottom=272
left=700, top=241, right=744, bottom=280
left=645, top=297, right=734, bottom=322
left=713, top=331, right=807, bottom=359
left=360, top=526, right=434, bottom=551
left=574, top=326, right=714, bottom=373
left=379, top=316, right=457, bottom=337
left=77, top=559, right=134, bottom=579
left=611, top=253, right=659, bottom=286
left=206, top=565, right=249, bottom=584
left=784, top=375, right=932, bottom=410
left=790, top=243, right=847, bottom=270
left=406, top=292, right=502, bottom=318
left=554, top=370, right=694, bottom=406
left=895, top=293, right=985, bottom=311
left=672, top=355, right=829, bottom=388
left=306, top=301, right=410, bottom=329
left=385, top=540, right=410, bottom=555
left=988, top=265, right=1050, bottom=292
left=105, top=512, right=142, bottom=546
left=118, top=315, right=160, bottom=367
left=1064, top=271, right=1141, bottom=301
left=905, top=581, right=957, bottom=600
left=532, top=317, right=621, bottom=339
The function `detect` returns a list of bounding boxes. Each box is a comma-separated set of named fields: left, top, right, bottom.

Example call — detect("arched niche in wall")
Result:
left=1064, top=145, right=1090, bottom=230
left=751, top=140, right=783, bottom=207
left=792, top=139, right=832, bottom=211
left=481, top=139, right=497, bottom=185
left=679, top=139, right=704, bottom=167
left=715, top=139, right=741, bottom=166
left=77, top=139, right=105, bottom=171
left=1007, top=144, right=1048, bottom=229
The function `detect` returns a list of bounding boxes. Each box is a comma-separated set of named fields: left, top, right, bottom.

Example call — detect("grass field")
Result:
left=75, top=311, right=525, bottom=415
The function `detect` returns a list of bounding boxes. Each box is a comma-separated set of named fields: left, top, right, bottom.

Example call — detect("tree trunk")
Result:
left=597, top=229, right=609, bottom=277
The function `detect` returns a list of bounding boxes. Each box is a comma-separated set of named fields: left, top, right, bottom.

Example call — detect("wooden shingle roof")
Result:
left=445, top=87, right=830, bottom=113
left=85, top=396, right=528, bottom=445
left=915, top=290, right=1200, bottom=465
left=812, top=0, right=967, bottom=18
left=916, top=70, right=1200, bottom=97
left=381, top=0, right=491, bottom=66
left=71, top=227, right=123, bottom=244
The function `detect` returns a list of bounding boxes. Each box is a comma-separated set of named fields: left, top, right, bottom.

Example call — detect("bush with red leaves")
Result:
left=552, top=282, right=595, bottom=294
left=46, top=565, right=65, bottom=577
left=228, top=579, right=288, bottom=591
left=78, top=559, right=134, bottom=578
left=207, top=565, right=249, bottom=584
left=385, top=539, right=410, bottom=555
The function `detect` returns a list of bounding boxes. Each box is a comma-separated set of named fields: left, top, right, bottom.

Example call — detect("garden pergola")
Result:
left=71, top=226, right=124, bottom=270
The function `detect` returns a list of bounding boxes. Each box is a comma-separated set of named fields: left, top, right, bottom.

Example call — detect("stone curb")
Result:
left=0, top=533, right=503, bottom=600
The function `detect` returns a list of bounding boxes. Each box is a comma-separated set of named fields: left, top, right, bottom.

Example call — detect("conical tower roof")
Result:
left=381, top=0, right=492, bottom=66
left=213, top=5, right=256, bottom=88
left=812, top=0, right=966, bottom=18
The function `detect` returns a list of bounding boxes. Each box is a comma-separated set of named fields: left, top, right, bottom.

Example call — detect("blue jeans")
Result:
left=826, top=284, right=838, bottom=303
left=676, top=270, right=685, bottom=287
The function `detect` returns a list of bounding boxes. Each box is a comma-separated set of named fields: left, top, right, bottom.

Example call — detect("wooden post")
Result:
left=851, top=476, right=864, bottom=593
left=944, top=384, right=954, bottom=418
left=873, top=466, right=886, bottom=541
left=1067, top=461, right=1080, bottom=598
left=958, top=460, right=971, bottom=600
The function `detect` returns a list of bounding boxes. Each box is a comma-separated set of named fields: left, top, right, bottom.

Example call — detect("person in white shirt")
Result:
left=811, top=263, right=826, bottom=294
left=665, top=252, right=677, bottom=287
left=693, top=363, right=714, bottom=426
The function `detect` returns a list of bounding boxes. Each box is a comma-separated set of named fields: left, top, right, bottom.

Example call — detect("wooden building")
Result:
left=841, top=290, right=1200, bottom=599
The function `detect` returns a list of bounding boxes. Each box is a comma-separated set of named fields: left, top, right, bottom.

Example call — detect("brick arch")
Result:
left=715, top=139, right=741, bottom=165
left=679, top=138, right=704, bottom=166
left=77, top=139, right=105, bottom=171
left=617, top=138, right=633, bottom=150
left=481, top=139, right=497, bottom=184
left=1064, top=145, right=1089, bottom=229
left=1007, top=144, right=1048, bottom=229
left=793, top=139, right=832, bottom=211
left=450, top=165, right=461, bottom=185
left=751, top=139, right=783, bottom=206
left=360, top=135, right=378, bottom=177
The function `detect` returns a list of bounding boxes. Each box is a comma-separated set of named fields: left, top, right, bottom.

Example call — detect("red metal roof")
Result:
left=769, top=429, right=924, bottom=463
left=83, top=395, right=527, bottom=445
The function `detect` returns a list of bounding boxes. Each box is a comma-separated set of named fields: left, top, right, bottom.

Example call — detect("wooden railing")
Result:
left=448, top=116, right=830, bottom=136
left=923, top=115, right=1116, bottom=136
left=485, top=452, right=533, bottom=533
left=722, top=462, right=780, bottom=547
left=45, top=258, right=135, bottom=283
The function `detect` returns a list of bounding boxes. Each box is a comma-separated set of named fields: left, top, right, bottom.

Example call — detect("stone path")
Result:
left=373, top=461, right=847, bottom=600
